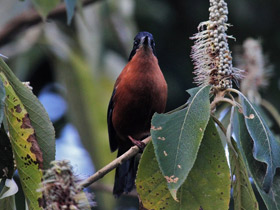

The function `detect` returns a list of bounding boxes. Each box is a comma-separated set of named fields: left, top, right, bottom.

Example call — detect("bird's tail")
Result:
left=113, top=148, right=137, bottom=197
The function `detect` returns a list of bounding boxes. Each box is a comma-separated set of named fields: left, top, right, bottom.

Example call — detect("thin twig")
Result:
left=211, top=97, right=236, bottom=111
left=225, top=88, right=240, bottom=95
left=212, top=114, right=238, bottom=156
left=0, top=0, right=100, bottom=47
left=78, top=136, right=152, bottom=189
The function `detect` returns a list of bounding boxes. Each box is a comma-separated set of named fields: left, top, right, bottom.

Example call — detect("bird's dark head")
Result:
left=128, top=31, right=156, bottom=61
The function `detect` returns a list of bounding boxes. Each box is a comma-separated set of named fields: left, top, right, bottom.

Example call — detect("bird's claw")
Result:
left=128, top=136, right=146, bottom=152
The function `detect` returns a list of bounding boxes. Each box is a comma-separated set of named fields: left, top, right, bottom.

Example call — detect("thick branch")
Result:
left=0, top=0, right=99, bottom=47
left=78, top=136, right=152, bottom=189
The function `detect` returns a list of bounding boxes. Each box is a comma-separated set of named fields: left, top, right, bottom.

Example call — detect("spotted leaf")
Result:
left=151, top=85, right=211, bottom=200
left=137, top=118, right=230, bottom=210
left=0, top=73, right=43, bottom=210
left=0, top=58, right=55, bottom=170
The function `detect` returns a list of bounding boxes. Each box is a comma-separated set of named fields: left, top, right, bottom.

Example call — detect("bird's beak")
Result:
left=140, top=36, right=151, bottom=48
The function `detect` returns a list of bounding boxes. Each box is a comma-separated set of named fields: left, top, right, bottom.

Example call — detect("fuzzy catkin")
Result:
left=191, top=0, right=243, bottom=90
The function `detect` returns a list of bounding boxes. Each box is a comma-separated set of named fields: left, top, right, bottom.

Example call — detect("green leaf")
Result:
left=238, top=92, right=280, bottom=192
left=31, top=0, right=60, bottom=18
left=0, top=78, right=5, bottom=124
left=0, top=73, right=43, bottom=209
left=0, top=194, right=16, bottom=210
left=54, top=52, right=116, bottom=208
left=137, top=118, right=230, bottom=209
left=151, top=85, right=211, bottom=200
left=0, top=58, right=55, bottom=170
left=229, top=140, right=259, bottom=210
left=65, top=0, right=77, bottom=25
left=234, top=110, right=280, bottom=210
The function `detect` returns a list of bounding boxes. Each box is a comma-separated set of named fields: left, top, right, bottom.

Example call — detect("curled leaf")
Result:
left=238, top=91, right=280, bottom=192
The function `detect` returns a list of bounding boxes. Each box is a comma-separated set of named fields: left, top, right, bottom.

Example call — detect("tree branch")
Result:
left=0, top=0, right=100, bottom=47
left=78, top=136, right=152, bottom=189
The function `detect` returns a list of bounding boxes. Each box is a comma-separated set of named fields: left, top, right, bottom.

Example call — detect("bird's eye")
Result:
left=134, top=41, right=139, bottom=46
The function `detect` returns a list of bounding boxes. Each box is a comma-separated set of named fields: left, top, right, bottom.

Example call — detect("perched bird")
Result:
left=107, top=31, right=168, bottom=196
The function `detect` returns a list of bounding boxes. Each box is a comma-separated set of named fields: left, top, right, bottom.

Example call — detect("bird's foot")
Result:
left=128, top=136, right=146, bottom=152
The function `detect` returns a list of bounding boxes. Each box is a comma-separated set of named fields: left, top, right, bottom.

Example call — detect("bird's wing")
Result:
left=107, top=88, right=119, bottom=152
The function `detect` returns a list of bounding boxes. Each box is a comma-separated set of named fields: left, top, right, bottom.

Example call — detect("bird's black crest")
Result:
left=128, top=31, right=157, bottom=61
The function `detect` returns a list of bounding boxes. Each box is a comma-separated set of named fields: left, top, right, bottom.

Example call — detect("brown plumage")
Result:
left=107, top=31, right=167, bottom=196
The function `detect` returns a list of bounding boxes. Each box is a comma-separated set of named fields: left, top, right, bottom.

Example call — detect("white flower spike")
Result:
left=190, top=0, right=243, bottom=90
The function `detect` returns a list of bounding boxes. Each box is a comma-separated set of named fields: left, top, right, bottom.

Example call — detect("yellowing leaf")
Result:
left=0, top=58, right=55, bottom=170
left=0, top=73, right=43, bottom=209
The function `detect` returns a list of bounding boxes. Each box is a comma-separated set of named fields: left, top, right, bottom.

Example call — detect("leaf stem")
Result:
left=225, top=88, right=241, bottom=95
left=166, top=102, right=188, bottom=114
left=211, top=113, right=237, bottom=156
left=211, top=114, right=227, bottom=136
left=211, top=97, right=237, bottom=111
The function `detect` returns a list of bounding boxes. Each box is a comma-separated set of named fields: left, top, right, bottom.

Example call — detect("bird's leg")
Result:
left=128, top=136, right=146, bottom=152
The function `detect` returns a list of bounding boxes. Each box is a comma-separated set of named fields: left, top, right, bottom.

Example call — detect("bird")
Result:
left=107, top=31, right=168, bottom=196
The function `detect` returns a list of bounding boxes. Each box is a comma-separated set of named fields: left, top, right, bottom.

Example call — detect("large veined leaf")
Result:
left=137, top=118, right=230, bottom=209
left=234, top=110, right=280, bottom=210
left=0, top=58, right=55, bottom=170
left=229, top=140, right=259, bottom=210
left=31, top=0, right=60, bottom=18
left=0, top=73, right=43, bottom=209
left=0, top=77, right=5, bottom=124
left=151, top=85, right=211, bottom=200
left=238, top=92, right=280, bottom=192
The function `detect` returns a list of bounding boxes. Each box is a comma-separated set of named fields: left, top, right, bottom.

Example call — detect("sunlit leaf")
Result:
left=0, top=73, right=43, bottom=209
left=151, top=85, right=211, bottom=200
left=65, top=0, right=77, bottom=25
left=0, top=58, right=55, bottom=170
left=137, top=118, right=230, bottom=209
left=0, top=78, right=5, bottom=124
left=31, top=0, right=60, bottom=18
left=54, top=52, right=116, bottom=208
left=234, top=110, right=280, bottom=210
left=229, top=140, right=259, bottom=210
left=238, top=92, right=280, bottom=192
